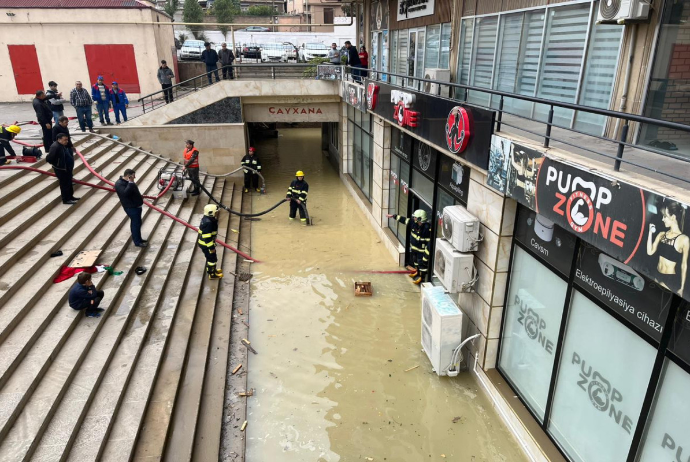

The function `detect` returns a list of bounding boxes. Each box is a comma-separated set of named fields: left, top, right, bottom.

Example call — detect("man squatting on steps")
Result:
left=69, top=272, right=105, bottom=318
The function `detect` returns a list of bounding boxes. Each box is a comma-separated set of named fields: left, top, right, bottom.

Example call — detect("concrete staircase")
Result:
left=0, top=134, right=248, bottom=461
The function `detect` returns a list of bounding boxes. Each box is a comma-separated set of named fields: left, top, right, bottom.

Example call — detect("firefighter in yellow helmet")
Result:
left=386, top=209, right=431, bottom=284
left=198, top=203, right=223, bottom=279
left=285, top=170, right=309, bottom=223
left=0, top=125, right=21, bottom=166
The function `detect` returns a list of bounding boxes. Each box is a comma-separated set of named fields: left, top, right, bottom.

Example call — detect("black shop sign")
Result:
left=367, top=80, right=494, bottom=169
left=437, top=154, right=470, bottom=203
left=412, top=138, right=437, bottom=180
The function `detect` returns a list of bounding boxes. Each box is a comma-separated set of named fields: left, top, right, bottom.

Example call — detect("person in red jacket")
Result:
left=183, top=139, right=201, bottom=196
left=359, top=45, right=369, bottom=69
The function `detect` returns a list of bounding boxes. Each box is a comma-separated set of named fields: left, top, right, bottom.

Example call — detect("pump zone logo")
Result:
left=366, top=83, right=380, bottom=110
left=445, top=106, right=471, bottom=154
left=571, top=352, right=634, bottom=434
left=391, top=90, right=419, bottom=128
left=514, top=291, right=554, bottom=354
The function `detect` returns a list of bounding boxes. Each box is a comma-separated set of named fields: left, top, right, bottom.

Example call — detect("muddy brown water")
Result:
left=245, top=128, right=527, bottom=462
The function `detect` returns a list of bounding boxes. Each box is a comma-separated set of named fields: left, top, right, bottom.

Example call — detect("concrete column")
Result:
left=340, top=102, right=351, bottom=174
left=371, top=115, right=390, bottom=226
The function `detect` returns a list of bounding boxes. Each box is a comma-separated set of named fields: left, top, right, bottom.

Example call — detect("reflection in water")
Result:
left=246, top=128, right=526, bottom=461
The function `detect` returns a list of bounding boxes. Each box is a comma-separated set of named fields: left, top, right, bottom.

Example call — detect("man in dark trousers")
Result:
left=91, top=76, right=112, bottom=125
left=69, top=272, right=105, bottom=318
left=157, top=60, right=175, bottom=104
left=33, top=90, right=54, bottom=154
left=115, top=168, right=148, bottom=248
left=201, top=42, right=220, bottom=85
left=46, top=81, right=66, bottom=124
left=285, top=170, right=309, bottom=223
left=241, top=147, right=262, bottom=193
left=183, top=140, right=200, bottom=196
left=52, top=116, right=73, bottom=149
left=46, top=133, right=79, bottom=205
left=198, top=204, right=223, bottom=280
left=344, top=41, right=362, bottom=82
left=386, top=209, right=431, bottom=284
left=219, top=43, right=235, bottom=80
left=0, top=125, right=20, bottom=166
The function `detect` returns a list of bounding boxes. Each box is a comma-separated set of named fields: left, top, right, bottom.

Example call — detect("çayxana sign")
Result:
left=500, top=140, right=690, bottom=303
left=367, top=80, right=494, bottom=170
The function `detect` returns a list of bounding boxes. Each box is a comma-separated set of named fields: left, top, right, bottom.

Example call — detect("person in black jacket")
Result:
left=46, top=81, right=66, bottom=124
left=344, top=41, right=362, bottom=82
left=198, top=204, right=223, bottom=279
left=68, top=272, right=105, bottom=318
left=46, top=133, right=79, bottom=204
left=241, top=147, right=262, bottom=193
left=114, top=168, right=147, bottom=248
left=285, top=170, right=309, bottom=223
left=33, top=90, right=54, bottom=154
left=52, top=116, right=73, bottom=149
left=201, top=42, right=220, bottom=85
left=0, top=125, right=20, bottom=166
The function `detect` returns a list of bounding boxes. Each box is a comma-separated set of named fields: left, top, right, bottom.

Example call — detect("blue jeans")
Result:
left=75, top=106, right=93, bottom=132
left=205, top=64, right=220, bottom=84
left=124, top=207, right=144, bottom=245
left=113, top=106, right=127, bottom=123
left=53, top=110, right=64, bottom=124
left=96, top=101, right=110, bottom=123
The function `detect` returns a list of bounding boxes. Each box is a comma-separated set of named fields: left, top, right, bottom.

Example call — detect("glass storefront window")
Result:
left=548, top=291, right=657, bottom=462
left=440, top=23, right=451, bottom=70
left=499, top=247, right=568, bottom=421
left=348, top=110, right=373, bottom=200
left=424, top=24, right=440, bottom=71
left=397, top=160, right=410, bottom=242
left=636, top=359, right=690, bottom=462
left=411, top=169, right=433, bottom=206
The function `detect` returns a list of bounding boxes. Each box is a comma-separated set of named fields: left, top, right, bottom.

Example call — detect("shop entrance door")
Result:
left=405, top=192, right=433, bottom=272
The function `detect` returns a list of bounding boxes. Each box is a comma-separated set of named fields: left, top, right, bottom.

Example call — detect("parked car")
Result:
left=242, top=26, right=271, bottom=32
left=299, top=43, right=329, bottom=62
left=239, top=44, right=262, bottom=60
left=180, top=40, right=205, bottom=60
left=261, top=43, right=288, bottom=63
left=283, top=42, right=298, bottom=62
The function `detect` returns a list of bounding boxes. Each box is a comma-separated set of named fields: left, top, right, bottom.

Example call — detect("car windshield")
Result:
left=305, top=43, right=328, bottom=50
left=262, top=44, right=284, bottom=50
left=183, top=41, right=204, bottom=47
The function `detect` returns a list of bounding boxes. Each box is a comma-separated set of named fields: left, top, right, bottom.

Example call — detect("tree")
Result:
left=341, top=4, right=352, bottom=16
left=183, top=0, right=205, bottom=39
left=247, top=5, right=274, bottom=16
left=164, top=0, right=179, bottom=18
left=214, top=0, right=238, bottom=39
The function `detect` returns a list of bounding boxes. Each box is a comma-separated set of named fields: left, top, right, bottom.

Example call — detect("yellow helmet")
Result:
left=204, top=204, right=219, bottom=217
left=5, top=125, right=21, bottom=135
left=296, top=170, right=305, bottom=177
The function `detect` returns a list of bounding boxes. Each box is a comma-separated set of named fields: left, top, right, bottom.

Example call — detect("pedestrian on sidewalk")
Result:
left=386, top=210, right=431, bottom=284
left=219, top=43, right=235, bottom=80
left=115, top=168, right=148, bottom=248
left=91, top=76, right=112, bottom=126
left=70, top=81, right=95, bottom=133
left=0, top=125, right=20, bottom=166
left=182, top=140, right=201, bottom=196
left=328, top=43, right=341, bottom=64
left=45, top=81, right=67, bottom=124
left=109, top=82, right=129, bottom=124
left=33, top=90, right=54, bottom=153
left=68, top=272, right=105, bottom=318
left=344, top=41, right=362, bottom=82
left=241, top=147, right=262, bottom=192
left=158, top=60, right=175, bottom=104
left=285, top=170, right=309, bottom=223
left=52, top=116, right=73, bottom=149
left=198, top=204, right=223, bottom=280
left=46, top=133, right=80, bottom=205
left=201, top=42, right=220, bottom=85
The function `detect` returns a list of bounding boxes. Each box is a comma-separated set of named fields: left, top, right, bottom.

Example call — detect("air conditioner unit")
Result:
left=424, top=68, right=451, bottom=98
left=421, top=283, right=466, bottom=376
left=434, top=238, right=475, bottom=293
left=596, top=0, right=650, bottom=24
left=441, top=205, right=480, bottom=252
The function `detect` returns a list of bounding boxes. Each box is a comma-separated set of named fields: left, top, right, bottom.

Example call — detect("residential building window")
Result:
left=348, top=108, right=373, bottom=200
left=324, top=7, right=333, bottom=24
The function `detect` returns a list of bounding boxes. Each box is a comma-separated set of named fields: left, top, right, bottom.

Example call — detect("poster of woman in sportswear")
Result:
left=646, top=199, right=690, bottom=297
left=507, top=145, right=544, bottom=210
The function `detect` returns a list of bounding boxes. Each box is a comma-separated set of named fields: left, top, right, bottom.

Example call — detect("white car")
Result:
left=299, top=43, right=329, bottom=62
left=260, top=43, right=288, bottom=63
left=180, top=40, right=205, bottom=60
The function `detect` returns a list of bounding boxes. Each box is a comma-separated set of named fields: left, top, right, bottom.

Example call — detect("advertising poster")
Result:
left=437, top=155, right=470, bottom=203
left=341, top=81, right=366, bottom=112
left=381, top=31, right=389, bottom=82
left=487, top=134, right=512, bottom=194
left=506, top=143, right=545, bottom=210
left=412, top=138, right=437, bottom=180
left=575, top=243, right=674, bottom=341
left=371, top=33, right=378, bottom=76
left=366, top=81, right=494, bottom=169
left=669, top=301, right=690, bottom=364
left=316, top=65, right=342, bottom=80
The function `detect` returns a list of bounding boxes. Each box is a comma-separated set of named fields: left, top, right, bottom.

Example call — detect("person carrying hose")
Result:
left=386, top=210, right=431, bottom=285
left=285, top=170, right=309, bottom=223
left=0, top=125, right=20, bottom=166
left=198, top=204, right=224, bottom=280
left=241, top=147, right=262, bottom=193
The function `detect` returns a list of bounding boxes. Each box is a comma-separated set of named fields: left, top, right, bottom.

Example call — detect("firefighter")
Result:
left=241, top=147, right=262, bottom=193
left=386, top=209, right=431, bottom=284
left=198, top=204, right=224, bottom=280
left=285, top=170, right=309, bottom=223
left=0, top=125, right=20, bottom=165
left=182, top=140, right=200, bottom=196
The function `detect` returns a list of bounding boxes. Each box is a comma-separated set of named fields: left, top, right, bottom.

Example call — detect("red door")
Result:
left=8, top=45, right=44, bottom=95
left=84, top=44, right=141, bottom=93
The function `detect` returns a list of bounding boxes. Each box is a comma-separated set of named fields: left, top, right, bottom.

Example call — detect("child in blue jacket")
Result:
left=109, top=81, right=129, bottom=124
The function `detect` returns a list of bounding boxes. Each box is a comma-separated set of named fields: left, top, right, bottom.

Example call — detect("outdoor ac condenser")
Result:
left=424, top=69, right=451, bottom=98
left=596, top=0, right=650, bottom=24
left=434, top=238, right=475, bottom=293
left=420, top=283, right=466, bottom=376
left=441, top=205, right=480, bottom=252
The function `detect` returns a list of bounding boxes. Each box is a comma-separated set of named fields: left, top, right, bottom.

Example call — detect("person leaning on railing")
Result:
left=158, top=60, right=175, bottom=104
left=219, top=43, right=235, bottom=80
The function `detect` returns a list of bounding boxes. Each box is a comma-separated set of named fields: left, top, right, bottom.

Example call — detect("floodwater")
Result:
left=245, top=128, right=527, bottom=462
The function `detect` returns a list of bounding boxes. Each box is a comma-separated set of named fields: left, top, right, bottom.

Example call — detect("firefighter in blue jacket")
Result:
left=241, top=147, right=262, bottom=193
left=386, top=209, right=431, bottom=284
left=198, top=204, right=223, bottom=280
left=109, top=82, right=129, bottom=124
left=285, top=170, right=309, bottom=223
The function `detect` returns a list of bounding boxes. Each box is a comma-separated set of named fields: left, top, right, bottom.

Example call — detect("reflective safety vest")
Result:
left=241, top=154, right=262, bottom=174
left=393, top=214, right=431, bottom=254
left=197, top=215, right=218, bottom=247
left=286, top=179, right=308, bottom=202
left=183, top=147, right=200, bottom=168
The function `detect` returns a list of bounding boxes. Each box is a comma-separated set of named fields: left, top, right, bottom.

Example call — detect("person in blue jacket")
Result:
left=91, top=76, right=112, bottom=125
left=109, top=82, right=129, bottom=124
left=68, top=272, right=105, bottom=318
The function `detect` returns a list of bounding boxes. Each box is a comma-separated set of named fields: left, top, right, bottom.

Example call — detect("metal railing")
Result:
left=343, top=66, right=690, bottom=186
left=138, top=63, right=326, bottom=113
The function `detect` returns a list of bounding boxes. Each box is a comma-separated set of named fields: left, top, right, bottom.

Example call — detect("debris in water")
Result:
left=238, top=308, right=243, bottom=315
left=441, top=455, right=446, bottom=458
left=404, top=365, right=419, bottom=372
left=238, top=389, right=254, bottom=397
left=232, top=364, right=243, bottom=375
left=242, top=321, right=250, bottom=328
left=452, top=416, right=462, bottom=423
left=242, top=338, right=258, bottom=354
left=240, top=421, right=247, bottom=431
